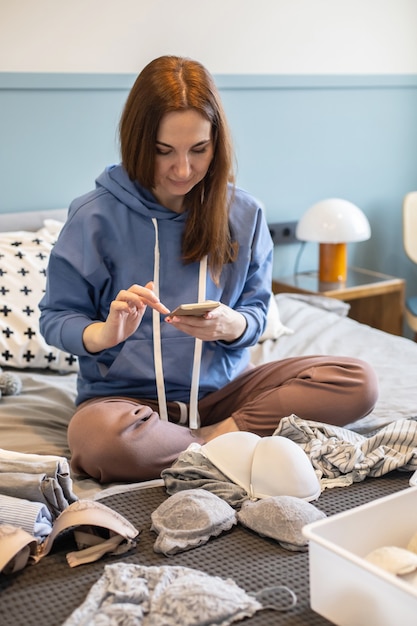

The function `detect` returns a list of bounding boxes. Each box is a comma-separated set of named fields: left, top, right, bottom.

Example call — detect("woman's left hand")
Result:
left=165, top=303, right=247, bottom=343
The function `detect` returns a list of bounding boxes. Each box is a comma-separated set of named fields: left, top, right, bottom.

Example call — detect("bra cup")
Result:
left=41, top=500, right=139, bottom=557
left=202, top=433, right=321, bottom=502
left=0, top=525, right=37, bottom=574
left=251, top=436, right=321, bottom=501
left=202, top=431, right=260, bottom=492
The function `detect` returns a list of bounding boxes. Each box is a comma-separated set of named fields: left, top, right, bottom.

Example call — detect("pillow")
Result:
left=0, top=220, right=78, bottom=372
left=258, top=293, right=294, bottom=342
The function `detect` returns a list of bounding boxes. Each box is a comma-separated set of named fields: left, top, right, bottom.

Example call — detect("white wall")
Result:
left=1, top=0, right=417, bottom=74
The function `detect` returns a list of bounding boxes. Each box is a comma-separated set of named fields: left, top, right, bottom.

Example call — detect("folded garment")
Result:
left=0, top=448, right=77, bottom=517
left=0, top=494, right=53, bottom=539
left=274, top=415, right=417, bottom=488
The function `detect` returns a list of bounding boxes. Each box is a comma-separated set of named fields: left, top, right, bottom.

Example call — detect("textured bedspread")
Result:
left=0, top=471, right=411, bottom=626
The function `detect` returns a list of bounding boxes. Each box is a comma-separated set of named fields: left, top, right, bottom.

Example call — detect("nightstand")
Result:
left=272, top=266, right=405, bottom=335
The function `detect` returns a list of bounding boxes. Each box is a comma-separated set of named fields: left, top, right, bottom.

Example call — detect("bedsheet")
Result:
left=2, top=292, right=417, bottom=499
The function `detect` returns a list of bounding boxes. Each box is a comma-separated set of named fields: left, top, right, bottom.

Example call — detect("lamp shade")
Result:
left=296, top=198, right=371, bottom=243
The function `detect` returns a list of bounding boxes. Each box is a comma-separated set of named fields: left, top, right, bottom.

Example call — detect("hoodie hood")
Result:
left=96, top=164, right=188, bottom=222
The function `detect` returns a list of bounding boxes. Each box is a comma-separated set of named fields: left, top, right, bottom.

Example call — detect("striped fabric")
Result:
left=274, top=415, right=417, bottom=489
left=0, top=493, right=52, bottom=539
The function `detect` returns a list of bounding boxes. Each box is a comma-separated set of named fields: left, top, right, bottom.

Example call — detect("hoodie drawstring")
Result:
left=151, top=219, right=168, bottom=421
left=151, top=218, right=205, bottom=429
left=188, top=255, right=207, bottom=429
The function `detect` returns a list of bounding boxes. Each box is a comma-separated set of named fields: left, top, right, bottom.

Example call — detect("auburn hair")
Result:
left=119, top=55, right=237, bottom=282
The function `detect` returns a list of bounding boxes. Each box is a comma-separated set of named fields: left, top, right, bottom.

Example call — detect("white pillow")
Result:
left=258, top=294, right=294, bottom=343
left=0, top=220, right=78, bottom=372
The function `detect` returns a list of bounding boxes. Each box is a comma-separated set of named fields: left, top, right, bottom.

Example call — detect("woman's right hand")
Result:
left=82, top=281, right=169, bottom=353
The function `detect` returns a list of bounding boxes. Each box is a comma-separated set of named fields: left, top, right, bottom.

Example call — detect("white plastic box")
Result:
left=303, top=486, right=417, bottom=626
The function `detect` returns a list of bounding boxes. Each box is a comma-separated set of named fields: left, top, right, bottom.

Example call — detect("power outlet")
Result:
left=268, top=221, right=299, bottom=245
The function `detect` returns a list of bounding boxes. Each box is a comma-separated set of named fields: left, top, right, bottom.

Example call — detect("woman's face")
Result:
left=152, top=109, right=214, bottom=213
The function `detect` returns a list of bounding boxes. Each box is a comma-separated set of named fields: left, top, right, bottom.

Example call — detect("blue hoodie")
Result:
left=39, top=164, right=273, bottom=406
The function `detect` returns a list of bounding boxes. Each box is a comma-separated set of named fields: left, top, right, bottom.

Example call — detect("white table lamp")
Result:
left=296, top=198, right=371, bottom=283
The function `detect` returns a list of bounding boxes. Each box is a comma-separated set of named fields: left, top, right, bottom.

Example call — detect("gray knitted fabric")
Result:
left=161, top=447, right=249, bottom=508
left=151, top=488, right=237, bottom=555
left=63, top=563, right=262, bottom=626
left=237, top=495, right=327, bottom=552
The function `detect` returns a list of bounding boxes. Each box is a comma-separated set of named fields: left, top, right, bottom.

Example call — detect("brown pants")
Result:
left=68, top=355, right=378, bottom=483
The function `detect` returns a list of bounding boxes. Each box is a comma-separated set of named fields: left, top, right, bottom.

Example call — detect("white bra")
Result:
left=202, top=431, right=321, bottom=501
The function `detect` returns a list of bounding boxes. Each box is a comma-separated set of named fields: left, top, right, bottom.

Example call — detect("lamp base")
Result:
left=319, top=243, right=347, bottom=283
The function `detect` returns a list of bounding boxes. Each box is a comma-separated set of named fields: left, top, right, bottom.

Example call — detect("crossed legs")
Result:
left=68, top=355, right=378, bottom=482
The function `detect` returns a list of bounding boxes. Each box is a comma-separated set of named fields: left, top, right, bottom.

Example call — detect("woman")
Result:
left=39, top=56, right=378, bottom=483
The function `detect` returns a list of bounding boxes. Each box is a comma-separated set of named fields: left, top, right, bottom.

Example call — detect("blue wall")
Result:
left=1, top=72, right=417, bottom=312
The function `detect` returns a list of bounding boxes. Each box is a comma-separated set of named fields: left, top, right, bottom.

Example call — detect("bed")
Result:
left=1, top=208, right=417, bottom=625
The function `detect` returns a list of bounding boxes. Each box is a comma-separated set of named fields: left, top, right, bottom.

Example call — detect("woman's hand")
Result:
left=83, top=281, right=169, bottom=353
left=165, top=303, right=247, bottom=343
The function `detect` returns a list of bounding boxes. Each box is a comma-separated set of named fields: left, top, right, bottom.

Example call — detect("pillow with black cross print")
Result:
left=0, top=219, right=78, bottom=372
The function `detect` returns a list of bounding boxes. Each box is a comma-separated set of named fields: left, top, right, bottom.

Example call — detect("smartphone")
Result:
left=169, top=300, right=220, bottom=316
